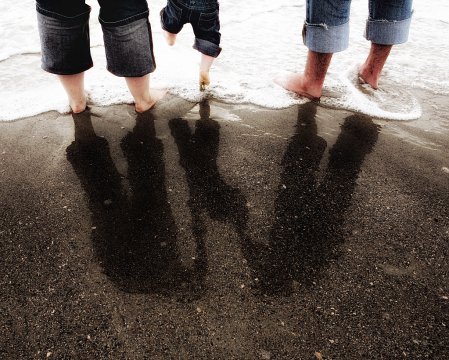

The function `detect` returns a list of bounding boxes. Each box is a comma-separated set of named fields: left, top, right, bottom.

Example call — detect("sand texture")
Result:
left=1, top=92, right=448, bottom=359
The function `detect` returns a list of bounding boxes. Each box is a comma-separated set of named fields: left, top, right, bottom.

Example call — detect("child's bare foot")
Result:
left=199, top=70, right=210, bottom=91
left=163, top=30, right=177, bottom=46
left=135, top=89, right=168, bottom=113
left=273, top=71, right=321, bottom=99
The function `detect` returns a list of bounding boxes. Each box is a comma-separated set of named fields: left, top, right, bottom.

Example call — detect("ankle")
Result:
left=134, top=89, right=168, bottom=113
left=300, top=74, right=323, bottom=98
left=135, top=99, right=150, bottom=113
left=69, top=96, right=87, bottom=113
left=358, top=64, right=379, bottom=89
left=163, top=30, right=176, bottom=46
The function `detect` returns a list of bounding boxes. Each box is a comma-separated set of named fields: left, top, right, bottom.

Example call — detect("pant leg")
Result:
left=190, top=2, right=221, bottom=57
left=98, top=0, right=156, bottom=77
left=365, top=0, right=413, bottom=45
left=303, top=0, right=352, bottom=53
left=36, top=1, right=93, bottom=75
left=160, top=0, right=187, bottom=35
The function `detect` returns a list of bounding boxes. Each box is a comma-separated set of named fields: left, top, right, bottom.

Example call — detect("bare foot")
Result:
left=135, top=88, right=168, bottom=113
left=163, top=30, right=177, bottom=46
left=358, top=43, right=393, bottom=90
left=199, top=70, right=210, bottom=91
left=273, top=71, right=321, bottom=99
left=69, top=93, right=87, bottom=113
left=358, top=64, right=379, bottom=89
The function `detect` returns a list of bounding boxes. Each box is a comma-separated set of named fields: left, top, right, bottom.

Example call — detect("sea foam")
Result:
left=0, top=0, right=447, bottom=121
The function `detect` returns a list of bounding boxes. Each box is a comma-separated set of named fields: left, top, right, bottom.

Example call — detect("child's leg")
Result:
left=163, top=30, right=177, bottom=46
left=190, top=2, right=221, bottom=88
left=160, top=3, right=184, bottom=46
left=199, top=54, right=215, bottom=88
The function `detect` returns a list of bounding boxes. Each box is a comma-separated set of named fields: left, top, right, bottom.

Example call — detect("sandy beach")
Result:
left=1, top=91, right=448, bottom=358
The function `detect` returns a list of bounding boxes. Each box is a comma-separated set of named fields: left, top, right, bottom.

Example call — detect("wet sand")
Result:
left=1, top=92, right=448, bottom=358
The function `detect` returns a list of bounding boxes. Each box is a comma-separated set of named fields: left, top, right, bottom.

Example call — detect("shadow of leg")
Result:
left=257, top=105, right=380, bottom=295
left=120, top=110, right=197, bottom=296
left=169, top=100, right=251, bottom=285
left=261, top=109, right=379, bottom=295
left=311, top=114, right=379, bottom=274
left=66, top=110, right=135, bottom=291
left=257, top=102, right=327, bottom=294
left=67, top=109, right=200, bottom=296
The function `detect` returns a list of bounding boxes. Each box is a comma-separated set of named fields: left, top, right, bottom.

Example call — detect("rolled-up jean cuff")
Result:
left=364, top=16, right=412, bottom=45
left=193, top=38, right=221, bottom=58
left=37, top=9, right=93, bottom=75
left=303, top=21, right=349, bottom=53
left=102, top=18, right=156, bottom=77
left=99, top=10, right=149, bottom=28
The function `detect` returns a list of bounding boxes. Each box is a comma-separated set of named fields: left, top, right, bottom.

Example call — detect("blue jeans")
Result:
left=161, top=0, right=221, bottom=57
left=304, top=0, right=413, bottom=53
left=36, top=0, right=155, bottom=77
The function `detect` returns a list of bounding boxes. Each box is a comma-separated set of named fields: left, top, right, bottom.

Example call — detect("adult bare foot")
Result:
left=69, top=93, right=87, bottom=113
left=57, top=73, right=87, bottom=113
left=358, top=43, right=393, bottom=90
left=163, top=30, right=177, bottom=46
left=273, top=71, right=321, bottom=99
left=358, top=64, right=380, bottom=89
left=135, top=89, right=168, bottom=113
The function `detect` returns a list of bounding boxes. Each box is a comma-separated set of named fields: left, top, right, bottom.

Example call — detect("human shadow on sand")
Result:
left=255, top=102, right=380, bottom=295
left=168, top=100, right=253, bottom=283
left=66, top=109, right=205, bottom=296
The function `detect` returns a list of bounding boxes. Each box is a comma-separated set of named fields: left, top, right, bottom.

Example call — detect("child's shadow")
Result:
left=168, top=100, right=251, bottom=279
left=66, top=109, right=201, bottom=296
left=257, top=102, right=380, bottom=295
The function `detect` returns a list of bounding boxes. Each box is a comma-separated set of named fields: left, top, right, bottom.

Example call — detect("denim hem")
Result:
left=99, top=10, right=149, bottom=28
left=36, top=3, right=91, bottom=21
left=364, top=15, right=412, bottom=45
left=41, top=63, right=93, bottom=76
left=106, top=67, right=154, bottom=78
left=161, top=22, right=182, bottom=35
left=303, top=20, right=349, bottom=53
left=193, top=38, right=221, bottom=57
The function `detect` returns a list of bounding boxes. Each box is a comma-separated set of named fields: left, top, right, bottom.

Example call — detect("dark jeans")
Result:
left=36, top=0, right=156, bottom=76
left=161, top=0, right=221, bottom=57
